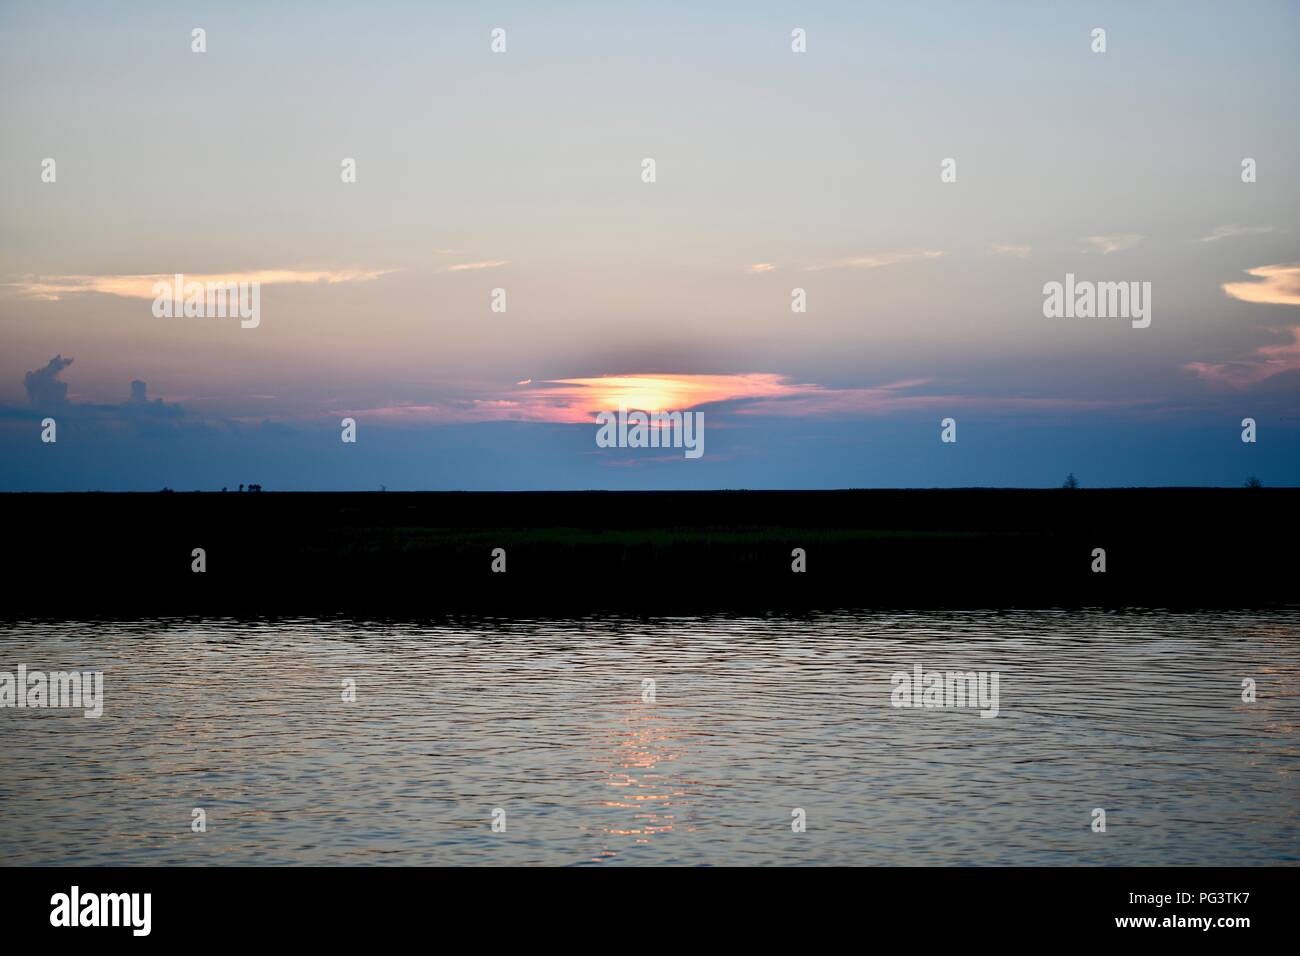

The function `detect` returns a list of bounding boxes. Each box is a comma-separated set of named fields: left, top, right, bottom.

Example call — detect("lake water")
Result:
left=1, top=609, right=1296, bottom=865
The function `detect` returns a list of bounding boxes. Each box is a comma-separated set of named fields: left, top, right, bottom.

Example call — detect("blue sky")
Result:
left=1, top=1, right=1297, bottom=489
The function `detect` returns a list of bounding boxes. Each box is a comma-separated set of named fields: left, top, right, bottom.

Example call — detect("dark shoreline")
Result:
left=3, top=489, right=1294, bottom=616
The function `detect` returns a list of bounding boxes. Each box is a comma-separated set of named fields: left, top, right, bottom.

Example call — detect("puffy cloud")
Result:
left=17, top=358, right=185, bottom=422
left=24, top=355, right=73, bottom=405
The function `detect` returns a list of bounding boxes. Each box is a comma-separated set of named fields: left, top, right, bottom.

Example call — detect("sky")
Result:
left=1, top=0, right=1298, bottom=490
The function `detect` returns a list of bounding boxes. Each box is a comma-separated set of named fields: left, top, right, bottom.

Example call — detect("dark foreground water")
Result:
left=0, top=610, right=1296, bottom=866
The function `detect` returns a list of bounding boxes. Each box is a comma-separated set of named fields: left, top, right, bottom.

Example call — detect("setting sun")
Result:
left=543, top=373, right=796, bottom=421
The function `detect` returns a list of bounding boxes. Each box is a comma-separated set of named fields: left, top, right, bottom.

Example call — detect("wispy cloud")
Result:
left=437, top=260, right=509, bottom=273
left=732, top=380, right=1139, bottom=418
left=340, top=374, right=807, bottom=425
left=1082, top=234, right=1144, bottom=255
left=800, top=250, right=944, bottom=272
left=989, top=243, right=1032, bottom=259
left=1186, top=263, right=1300, bottom=386
left=5, top=269, right=393, bottom=302
left=1186, top=327, right=1300, bottom=387
left=1196, top=224, right=1277, bottom=243
left=341, top=373, right=1142, bottom=426
left=536, top=374, right=800, bottom=421
left=1221, top=263, right=1300, bottom=306
left=744, top=263, right=777, bottom=273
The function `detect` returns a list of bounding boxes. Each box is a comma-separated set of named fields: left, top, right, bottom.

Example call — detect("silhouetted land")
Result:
left=1, top=489, right=1294, bottom=616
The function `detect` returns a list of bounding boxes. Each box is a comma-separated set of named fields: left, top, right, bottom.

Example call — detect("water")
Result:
left=1, top=610, right=1296, bottom=866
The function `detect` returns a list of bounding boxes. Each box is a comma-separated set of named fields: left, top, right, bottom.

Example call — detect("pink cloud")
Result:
left=1187, top=326, right=1300, bottom=388
left=335, top=373, right=1143, bottom=426
left=1186, top=263, right=1300, bottom=387
left=4, top=269, right=392, bottom=301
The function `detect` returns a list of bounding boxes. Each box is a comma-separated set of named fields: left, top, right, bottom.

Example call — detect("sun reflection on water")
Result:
left=589, top=703, right=699, bottom=862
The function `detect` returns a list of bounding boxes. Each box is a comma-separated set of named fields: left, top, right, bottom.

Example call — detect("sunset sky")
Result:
left=2, top=1, right=1298, bottom=489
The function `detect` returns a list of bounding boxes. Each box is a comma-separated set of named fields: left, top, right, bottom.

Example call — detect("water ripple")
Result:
left=0, top=609, right=1296, bottom=865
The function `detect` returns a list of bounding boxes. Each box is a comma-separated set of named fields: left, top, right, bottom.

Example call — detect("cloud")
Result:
left=989, top=244, right=1032, bottom=258
left=547, top=374, right=798, bottom=419
left=24, top=355, right=74, bottom=405
left=437, top=260, right=509, bottom=273
left=338, top=374, right=801, bottom=425
left=14, top=358, right=188, bottom=427
left=1082, top=235, right=1144, bottom=255
left=1196, top=224, right=1277, bottom=243
left=124, top=379, right=180, bottom=417
left=1186, top=327, right=1300, bottom=388
left=340, top=373, right=1143, bottom=426
left=745, top=263, right=777, bottom=273
left=5, top=269, right=393, bottom=302
left=1183, top=264, right=1300, bottom=386
left=730, top=380, right=1139, bottom=418
left=800, top=250, right=944, bottom=272
left=1221, top=262, right=1300, bottom=306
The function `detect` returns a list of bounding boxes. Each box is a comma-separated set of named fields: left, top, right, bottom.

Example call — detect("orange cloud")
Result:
left=340, top=373, right=1140, bottom=426
left=1221, top=263, right=1300, bottom=306
left=533, top=374, right=799, bottom=422
left=5, top=269, right=392, bottom=301
left=438, top=260, right=509, bottom=273
left=338, top=374, right=800, bottom=425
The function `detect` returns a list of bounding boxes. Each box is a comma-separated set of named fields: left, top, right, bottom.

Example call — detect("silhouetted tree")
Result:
left=1062, top=473, right=1079, bottom=489
left=1245, top=476, right=1263, bottom=488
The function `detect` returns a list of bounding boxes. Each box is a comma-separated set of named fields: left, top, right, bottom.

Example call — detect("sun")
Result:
left=586, top=376, right=695, bottom=413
